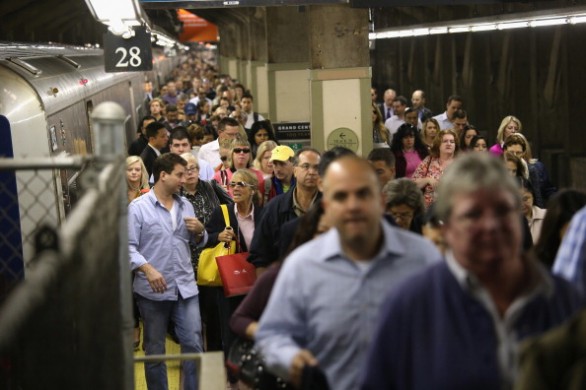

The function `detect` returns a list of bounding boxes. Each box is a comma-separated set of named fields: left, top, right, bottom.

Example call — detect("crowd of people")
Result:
left=124, top=51, right=586, bottom=390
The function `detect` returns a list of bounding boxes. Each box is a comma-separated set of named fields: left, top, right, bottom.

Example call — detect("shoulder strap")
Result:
left=264, top=177, right=271, bottom=205
left=220, top=204, right=230, bottom=227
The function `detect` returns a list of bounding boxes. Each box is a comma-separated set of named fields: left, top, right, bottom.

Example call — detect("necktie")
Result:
left=386, top=108, right=391, bottom=120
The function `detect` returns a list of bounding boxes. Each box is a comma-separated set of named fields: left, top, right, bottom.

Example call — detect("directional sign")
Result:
left=104, top=26, right=153, bottom=72
left=273, top=122, right=310, bottom=141
left=326, top=127, right=359, bottom=152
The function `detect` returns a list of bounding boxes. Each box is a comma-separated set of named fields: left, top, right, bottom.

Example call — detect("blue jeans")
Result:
left=137, top=294, right=203, bottom=390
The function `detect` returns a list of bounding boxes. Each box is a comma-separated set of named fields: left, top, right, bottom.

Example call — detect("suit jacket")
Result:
left=140, top=145, right=158, bottom=178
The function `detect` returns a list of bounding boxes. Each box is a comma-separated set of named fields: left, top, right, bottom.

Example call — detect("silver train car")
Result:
left=0, top=42, right=179, bottom=289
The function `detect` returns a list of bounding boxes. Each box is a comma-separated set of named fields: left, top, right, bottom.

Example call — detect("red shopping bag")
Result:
left=215, top=252, right=256, bottom=297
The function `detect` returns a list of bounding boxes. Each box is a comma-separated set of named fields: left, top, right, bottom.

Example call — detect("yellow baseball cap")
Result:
left=270, top=145, right=295, bottom=162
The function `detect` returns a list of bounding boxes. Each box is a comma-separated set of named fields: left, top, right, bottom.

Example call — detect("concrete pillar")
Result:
left=307, top=5, right=372, bottom=155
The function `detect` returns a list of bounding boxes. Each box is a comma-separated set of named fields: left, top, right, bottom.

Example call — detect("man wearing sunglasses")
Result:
left=248, top=147, right=321, bottom=275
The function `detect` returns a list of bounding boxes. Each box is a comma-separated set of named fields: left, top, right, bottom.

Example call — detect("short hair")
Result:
left=382, top=178, right=425, bottom=216
left=253, top=140, right=278, bottom=170
left=496, top=115, right=523, bottom=144
left=318, top=147, right=356, bottom=177
left=503, top=133, right=533, bottom=160
left=241, top=92, right=254, bottom=101
left=187, top=124, right=204, bottom=144
left=435, top=153, right=521, bottom=222
left=217, top=117, right=240, bottom=133
left=446, top=95, right=463, bottom=105
left=293, top=147, right=321, bottom=166
left=367, top=148, right=395, bottom=167
left=170, top=127, right=190, bottom=143
left=152, top=153, right=186, bottom=183
left=430, top=129, right=460, bottom=158
left=180, top=152, right=199, bottom=170
left=166, top=104, right=178, bottom=113
left=393, top=96, right=409, bottom=106
left=145, top=121, right=167, bottom=139
left=140, top=115, right=156, bottom=129
left=452, top=109, right=467, bottom=120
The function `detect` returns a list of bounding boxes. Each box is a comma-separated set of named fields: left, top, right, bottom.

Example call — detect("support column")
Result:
left=307, top=5, right=371, bottom=155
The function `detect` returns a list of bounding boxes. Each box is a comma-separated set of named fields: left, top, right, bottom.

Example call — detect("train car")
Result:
left=0, top=42, right=178, bottom=294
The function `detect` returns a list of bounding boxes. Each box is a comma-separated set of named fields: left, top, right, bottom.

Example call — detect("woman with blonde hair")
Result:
left=421, top=118, right=440, bottom=150
left=489, top=115, right=522, bottom=156
left=253, top=140, right=278, bottom=180
left=126, top=156, right=149, bottom=204
left=412, top=129, right=460, bottom=209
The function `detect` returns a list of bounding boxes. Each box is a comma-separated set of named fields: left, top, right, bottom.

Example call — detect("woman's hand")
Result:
left=218, top=226, right=235, bottom=243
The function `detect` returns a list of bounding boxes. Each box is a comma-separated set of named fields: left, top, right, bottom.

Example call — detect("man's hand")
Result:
left=139, top=263, right=167, bottom=293
left=289, top=349, right=318, bottom=388
left=184, top=216, right=204, bottom=235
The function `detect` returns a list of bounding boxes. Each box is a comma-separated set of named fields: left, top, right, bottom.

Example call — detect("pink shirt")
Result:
left=234, top=204, right=255, bottom=250
left=403, top=150, right=422, bottom=178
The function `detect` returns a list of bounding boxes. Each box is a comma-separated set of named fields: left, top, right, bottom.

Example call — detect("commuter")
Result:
left=240, top=92, right=264, bottom=131
left=504, top=152, right=528, bottom=180
left=163, top=104, right=180, bottom=129
left=411, top=89, right=433, bottom=121
left=403, top=106, right=422, bottom=130
left=199, top=117, right=240, bottom=167
left=384, top=95, right=408, bottom=137
left=168, top=127, right=214, bottom=181
left=129, top=153, right=206, bottom=390
left=149, top=97, right=166, bottom=122
left=252, top=140, right=278, bottom=181
left=412, top=129, right=460, bottom=209
left=367, top=148, right=396, bottom=188
left=372, top=102, right=391, bottom=148
left=256, top=155, right=441, bottom=390
left=361, top=153, right=583, bottom=390
left=519, top=177, right=547, bottom=244
left=489, top=115, right=523, bottom=156
left=265, top=145, right=296, bottom=201
left=421, top=117, right=440, bottom=150
left=247, top=120, right=278, bottom=158
left=248, top=147, right=321, bottom=273
left=212, top=138, right=265, bottom=202
left=470, top=134, right=489, bottom=152
left=161, top=80, right=178, bottom=106
left=460, top=124, right=479, bottom=151
left=389, top=123, right=429, bottom=179
left=451, top=109, right=469, bottom=136
left=553, top=205, right=586, bottom=293
left=432, top=94, right=463, bottom=130
left=534, top=190, right=586, bottom=268
left=128, top=115, right=156, bottom=156
left=204, top=169, right=262, bottom=389
left=378, top=88, right=396, bottom=120
left=382, top=178, right=425, bottom=233
left=140, top=121, right=169, bottom=178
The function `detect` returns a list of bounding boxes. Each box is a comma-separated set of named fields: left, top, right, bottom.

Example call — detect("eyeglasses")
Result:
left=229, top=181, right=252, bottom=188
left=186, top=166, right=199, bottom=173
left=233, top=148, right=251, bottom=154
left=297, top=163, right=319, bottom=172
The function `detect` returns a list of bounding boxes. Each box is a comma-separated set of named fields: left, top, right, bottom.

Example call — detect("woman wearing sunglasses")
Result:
left=213, top=138, right=266, bottom=204
left=204, top=168, right=263, bottom=389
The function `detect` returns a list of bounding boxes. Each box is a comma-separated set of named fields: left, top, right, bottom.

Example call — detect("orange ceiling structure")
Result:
left=177, top=9, right=218, bottom=43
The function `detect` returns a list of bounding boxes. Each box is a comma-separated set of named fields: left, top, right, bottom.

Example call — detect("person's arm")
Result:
left=247, top=208, right=275, bottom=269
left=412, top=157, right=436, bottom=189
left=553, top=209, right=586, bottom=293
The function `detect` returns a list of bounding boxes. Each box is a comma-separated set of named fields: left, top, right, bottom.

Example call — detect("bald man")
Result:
left=256, top=156, right=441, bottom=390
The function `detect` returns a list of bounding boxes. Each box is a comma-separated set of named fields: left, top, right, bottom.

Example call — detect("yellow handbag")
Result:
left=197, top=205, right=236, bottom=286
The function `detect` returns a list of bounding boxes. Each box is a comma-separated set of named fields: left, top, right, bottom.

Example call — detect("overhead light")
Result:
left=569, top=15, right=586, bottom=24
left=84, top=0, right=144, bottom=36
left=413, top=28, right=430, bottom=36
left=448, top=26, right=470, bottom=34
left=497, top=21, right=529, bottom=30
left=529, top=18, right=567, bottom=27
left=470, top=24, right=497, bottom=32
left=429, top=27, right=448, bottom=35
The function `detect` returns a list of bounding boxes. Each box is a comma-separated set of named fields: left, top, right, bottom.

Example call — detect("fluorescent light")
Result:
left=413, top=28, right=430, bottom=36
left=569, top=15, right=586, bottom=24
left=449, top=26, right=470, bottom=34
left=497, top=21, right=528, bottom=30
left=529, top=18, right=567, bottom=27
left=429, top=27, right=448, bottom=35
left=471, top=24, right=497, bottom=32
left=88, top=0, right=138, bottom=22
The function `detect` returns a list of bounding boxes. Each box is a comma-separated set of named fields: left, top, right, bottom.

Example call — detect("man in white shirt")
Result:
left=198, top=117, right=240, bottom=168
left=384, top=95, right=408, bottom=138
left=240, top=92, right=265, bottom=130
left=433, top=95, right=463, bottom=130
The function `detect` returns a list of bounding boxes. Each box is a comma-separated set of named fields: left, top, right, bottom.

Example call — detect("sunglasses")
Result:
left=233, top=148, right=250, bottom=154
left=229, top=181, right=252, bottom=188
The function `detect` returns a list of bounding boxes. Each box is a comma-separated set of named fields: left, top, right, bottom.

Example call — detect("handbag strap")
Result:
left=221, top=204, right=230, bottom=226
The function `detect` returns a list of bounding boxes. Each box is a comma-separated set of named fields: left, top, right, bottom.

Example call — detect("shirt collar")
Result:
left=146, top=189, right=185, bottom=209
left=234, top=203, right=254, bottom=219
left=148, top=143, right=161, bottom=155
left=292, top=188, right=319, bottom=217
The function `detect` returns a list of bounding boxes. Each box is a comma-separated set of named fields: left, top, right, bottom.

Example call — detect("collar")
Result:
left=292, top=188, right=319, bottom=216
left=146, top=188, right=185, bottom=209
left=148, top=143, right=161, bottom=156
left=234, top=203, right=254, bottom=219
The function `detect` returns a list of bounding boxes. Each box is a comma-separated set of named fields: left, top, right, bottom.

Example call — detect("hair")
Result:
left=390, top=123, right=429, bottom=157
left=217, top=117, right=240, bottom=133
left=285, top=202, right=326, bottom=258
left=382, top=178, right=425, bottom=217
left=169, top=127, right=190, bottom=143
left=139, top=115, right=156, bottom=129
left=152, top=153, right=186, bottom=183
left=318, top=147, right=356, bottom=177
left=422, top=118, right=440, bottom=143
left=430, top=129, right=459, bottom=158
left=435, top=153, right=521, bottom=222
left=503, top=133, right=534, bottom=161
left=503, top=152, right=529, bottom=179
left=241, top=92, right=254, bottom=101
left=534, top=189, right=586, bottom=268
left=393, top=96, right=409, bottom=106
left=232, top=168, right=260, bottom=206
left=229, top=138, right=253, bottom=169
left=452, top=109, right=467, bottom=121
left=145, top=121, right=167, bottom=139
left=253, top=140, right=278, bottom=171
left=459, top=126, right=479, bottom=151
left=166, top=104, right=178, bottom=113
left=126, top=156, right=149, bottom=191
left=470, top=135, right=488, bottom=151
left=367, top=147, right=396, bottom=167
left=496, top=115, right=523, bottom=144
left=186, top=123, right=204, bottom=144
left=446, top=95, right=463, bottom=105
left=248, top=120, right=278, bottom=156
left=372, top=103, right=390, bottom=144
left=180, top=152, right=199, bottom=170
left=293, top=147, right=321, bottom=166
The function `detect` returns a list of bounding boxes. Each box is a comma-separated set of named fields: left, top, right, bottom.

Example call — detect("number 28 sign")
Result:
left=104, top=26, right=153, bottom=72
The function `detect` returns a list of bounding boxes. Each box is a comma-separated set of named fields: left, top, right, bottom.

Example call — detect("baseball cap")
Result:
left=270, top=145, right=295, bottom=162
left=184, top=103, right=197, bottom=116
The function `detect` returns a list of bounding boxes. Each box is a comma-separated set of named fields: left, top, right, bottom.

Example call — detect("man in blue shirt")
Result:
left=361, top=154, right=582, bottom=390
left=255, top=155, right=441, bottom=390
left=553, top=205, right=586, bottom=293
left=129, top=153, right=207, bottom=390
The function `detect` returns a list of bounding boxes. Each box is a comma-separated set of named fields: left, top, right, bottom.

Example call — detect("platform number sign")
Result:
left=104, top=26, right=153, bottom=72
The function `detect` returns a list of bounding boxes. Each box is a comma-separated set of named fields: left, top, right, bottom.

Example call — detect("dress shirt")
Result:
left=197, top=158, right=214, bottom=181
left=433, top=111, right=453, bottom=130
left=128, top=190, right=207, bottom=301
left=384, top=115, right=404, bottom=138
left=553, top=206, right=586, bottom=293
left=198, top=139, right=221, bottom=168
left=256, top=220, right=441, bottom=390
left=234, top=203, right=255, bottom=250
